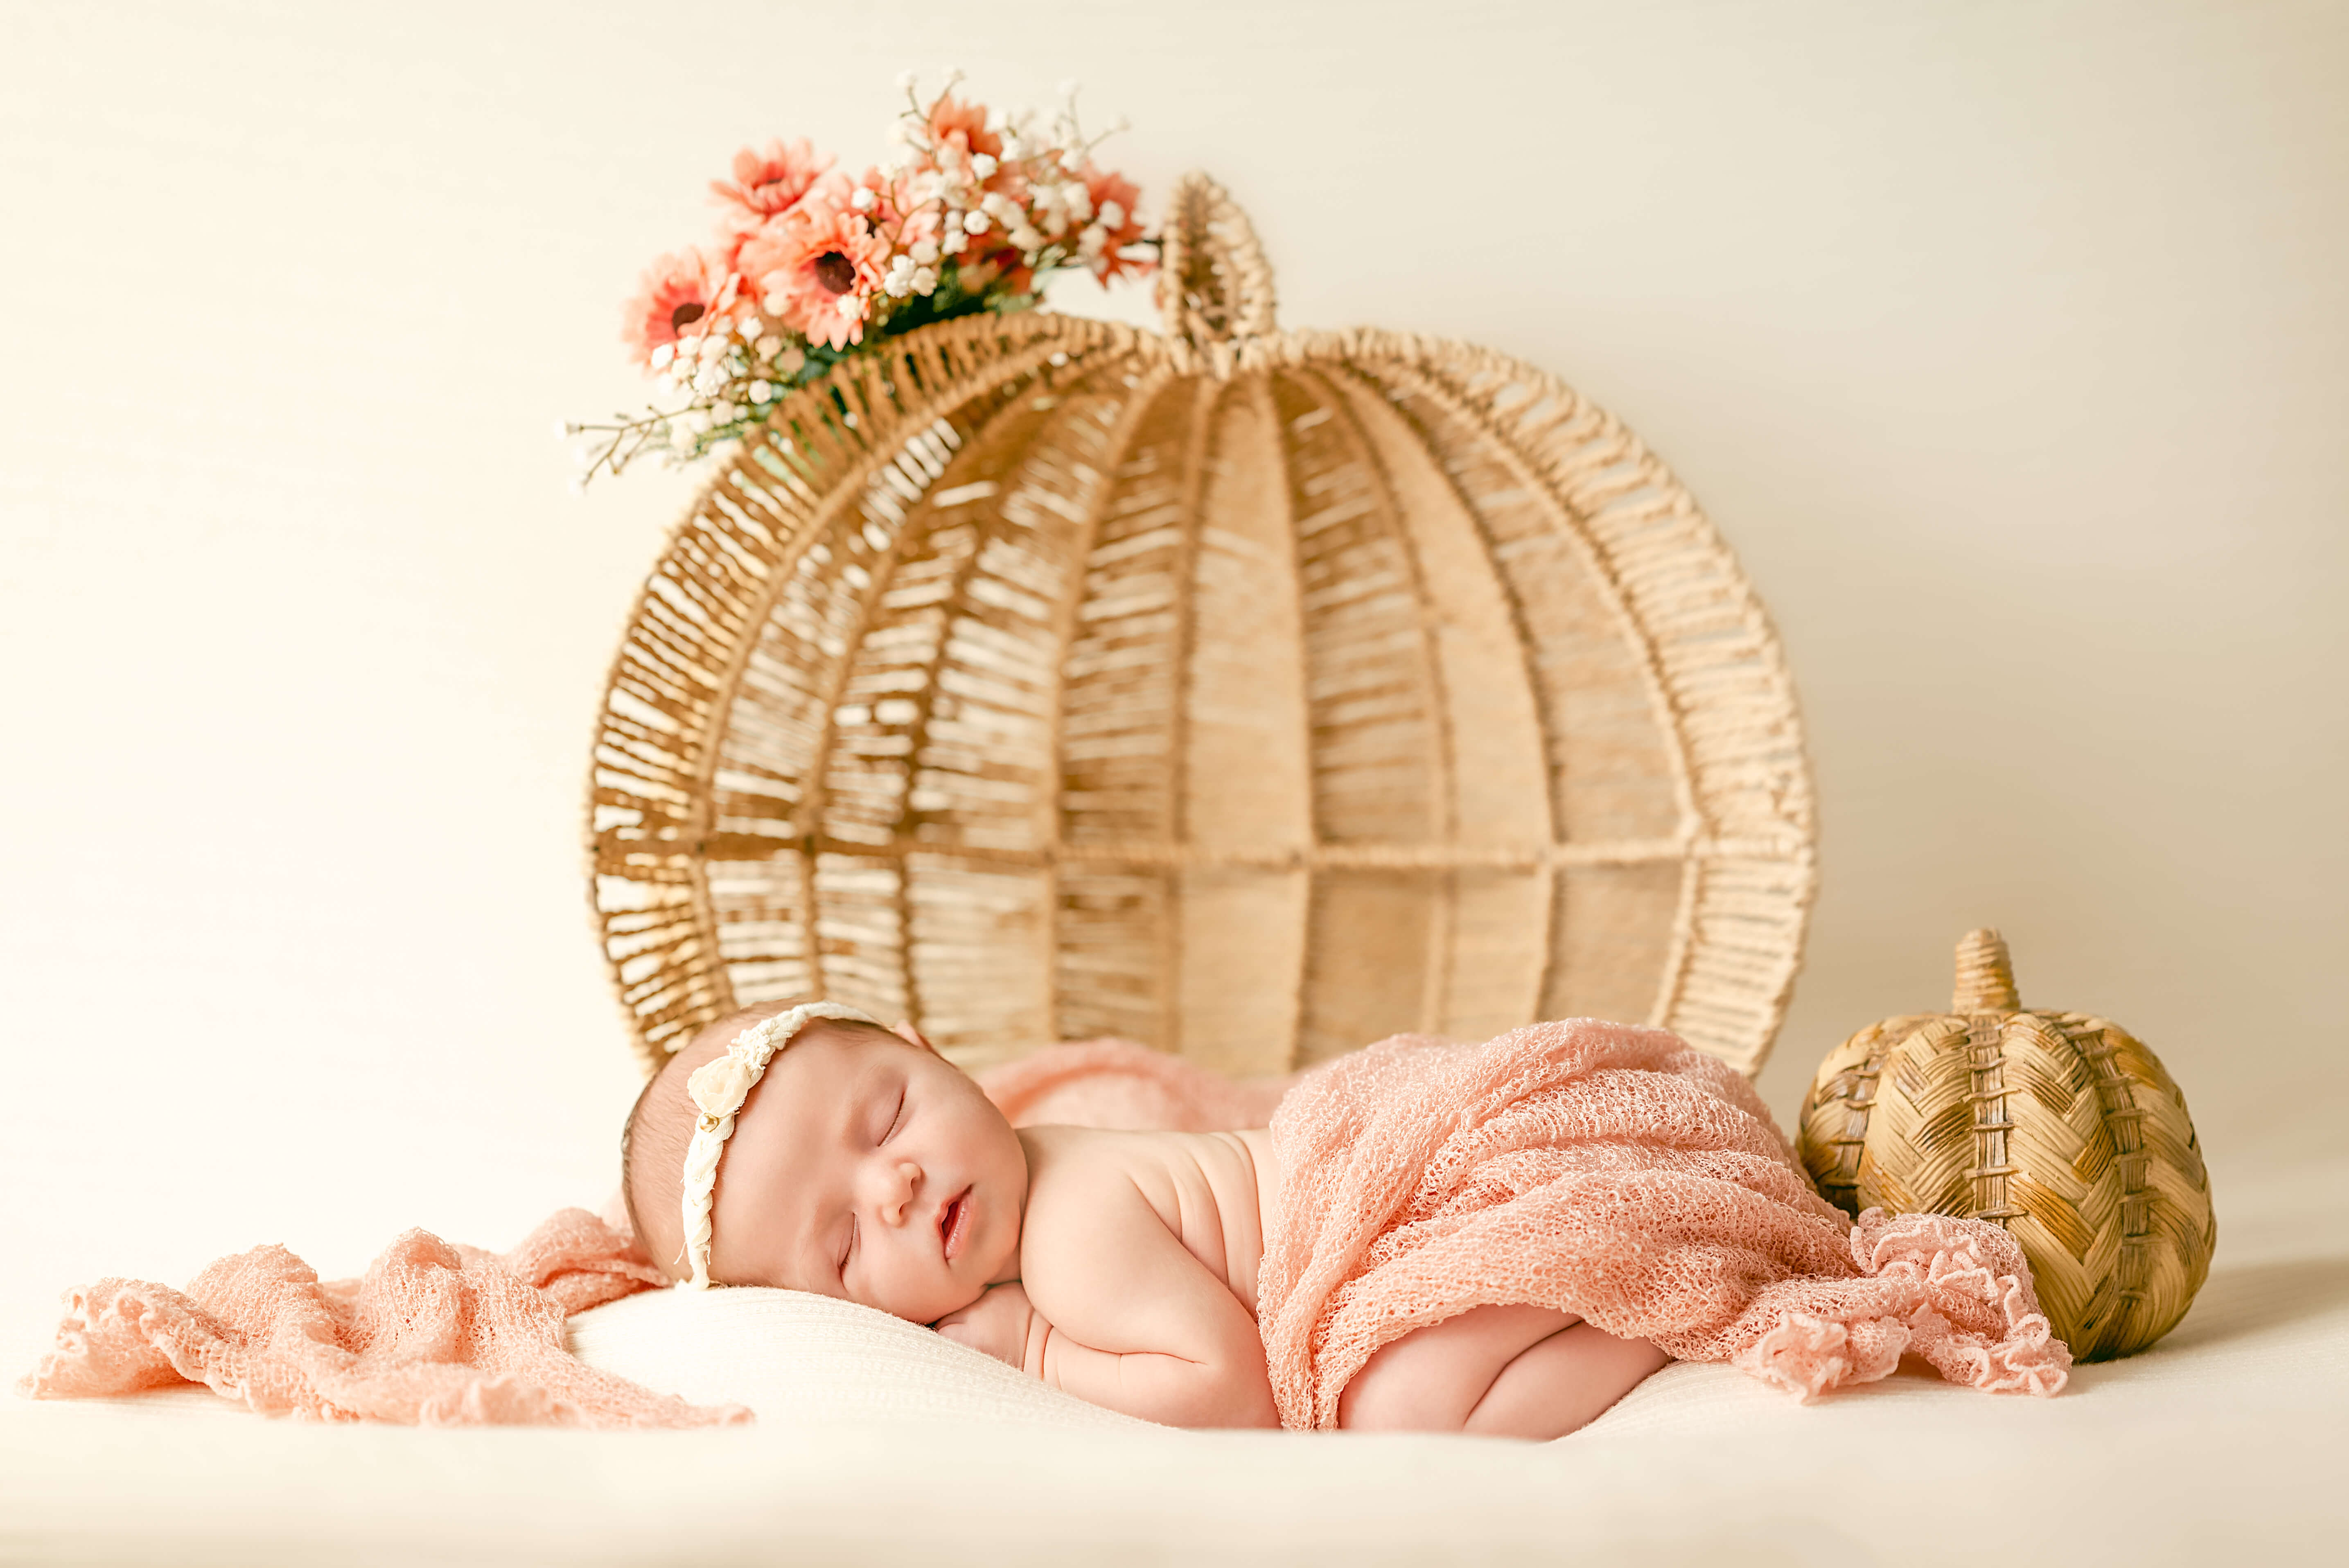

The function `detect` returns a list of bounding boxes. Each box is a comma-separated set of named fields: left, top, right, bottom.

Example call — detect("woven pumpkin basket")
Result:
left=1797, top=929, right=2216, bottom=1358
left=587, top=173, right=1817, bottom=1081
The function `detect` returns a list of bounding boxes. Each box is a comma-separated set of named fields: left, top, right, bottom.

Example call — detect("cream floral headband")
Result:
left=677, top=1000, right=877, bottom=1290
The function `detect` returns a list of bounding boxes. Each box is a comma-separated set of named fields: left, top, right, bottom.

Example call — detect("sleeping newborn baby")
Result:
left=622, top=999, right=1669, bottom=1436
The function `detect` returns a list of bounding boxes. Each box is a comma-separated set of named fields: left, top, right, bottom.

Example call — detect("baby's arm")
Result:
left=940, top=1175, right=1278, bottom=1429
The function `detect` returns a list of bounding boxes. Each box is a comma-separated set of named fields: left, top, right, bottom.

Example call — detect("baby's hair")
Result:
left=618, top=1001, right=909, bottom=1278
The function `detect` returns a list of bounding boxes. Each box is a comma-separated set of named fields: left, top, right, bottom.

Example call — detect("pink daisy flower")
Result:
left=850, top=163, right=912, bottom=228
left=622, top=247, right=736, bottom=369
left=889, top=202, right=943, bottom=260
left=851, top=166, right=943, bottom=260
left=710, top=138, right=834, bottom=228
left=738, top=189, right=888, bottom=350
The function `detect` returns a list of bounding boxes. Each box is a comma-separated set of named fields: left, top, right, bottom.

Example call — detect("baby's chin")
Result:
left=908, top=1281, right=988, bottom=1327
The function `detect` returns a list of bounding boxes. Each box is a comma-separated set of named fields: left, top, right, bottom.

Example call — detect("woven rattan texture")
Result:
left=1796, top=930, right=2216, bottom=1359
left=587, top=174, right=1816, bottom=1083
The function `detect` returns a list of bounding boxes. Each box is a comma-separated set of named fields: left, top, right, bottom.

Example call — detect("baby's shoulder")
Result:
left=1018, top=1124, right=1194, bottom=1209
left=1017, top=1126, right=1269, bottom=1245
left=1014, top=1126, right=1275, bottom=1318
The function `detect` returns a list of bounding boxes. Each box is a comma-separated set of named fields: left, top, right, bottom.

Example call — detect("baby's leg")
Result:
left=1338, top=1304, right=1571, bottom=1432
left=1336, top=1304, right=1668, bottom=1440
left=1461, top=1320, right=1670, bottom=1439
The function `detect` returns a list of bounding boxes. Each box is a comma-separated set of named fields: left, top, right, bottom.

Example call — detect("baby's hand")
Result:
left=933, top=1281, right=1033, bottom=1369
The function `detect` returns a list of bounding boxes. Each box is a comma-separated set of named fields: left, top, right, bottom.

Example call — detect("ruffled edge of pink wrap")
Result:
left=1733, top=1207, right=2071, bottom=1400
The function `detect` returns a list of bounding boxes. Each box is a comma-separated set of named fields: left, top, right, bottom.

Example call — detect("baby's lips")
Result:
left=939, top=1187, right=973, bottom=1261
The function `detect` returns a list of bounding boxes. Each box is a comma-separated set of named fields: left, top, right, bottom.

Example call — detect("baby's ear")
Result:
left=890, top=1019, right=939, bottom=1056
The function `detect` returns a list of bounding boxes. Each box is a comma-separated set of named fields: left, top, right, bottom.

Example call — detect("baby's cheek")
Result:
left=871, top=1252, right=961, bottom=1324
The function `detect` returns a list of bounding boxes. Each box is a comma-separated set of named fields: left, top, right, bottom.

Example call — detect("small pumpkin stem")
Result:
left=1952, top=928, right=2020, bottom=1013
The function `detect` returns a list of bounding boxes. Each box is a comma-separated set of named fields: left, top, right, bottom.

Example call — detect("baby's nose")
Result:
left=866, top=1156, right=923, bottom=1224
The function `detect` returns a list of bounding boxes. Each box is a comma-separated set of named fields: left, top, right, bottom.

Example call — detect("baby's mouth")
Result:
left=939, top=1187, right=973, bottom=1262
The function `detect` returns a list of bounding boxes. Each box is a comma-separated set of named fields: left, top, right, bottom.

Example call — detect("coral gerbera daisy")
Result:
left=621, top=247, right=736, bottom=369
left=1080, top=164, right=1149, bottom=282
left=927, top=94, right=1002, bottom=166
left=738, top=189, right=889, bottom=350
left=710, top=138, right=834, bottom=228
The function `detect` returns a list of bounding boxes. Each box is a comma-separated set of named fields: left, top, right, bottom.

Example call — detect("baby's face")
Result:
left=706, top=1024, right=1025, bottom=1323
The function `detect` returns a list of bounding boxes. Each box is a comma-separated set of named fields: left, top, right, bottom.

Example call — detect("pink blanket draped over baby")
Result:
left=1250, top=1020, right=2070, bottom=1427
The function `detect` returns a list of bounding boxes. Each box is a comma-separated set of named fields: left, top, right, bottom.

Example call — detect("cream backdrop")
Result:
left=3, top=0, right=2343, bottom=1368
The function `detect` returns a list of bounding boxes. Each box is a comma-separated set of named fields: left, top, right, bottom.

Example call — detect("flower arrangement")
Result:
left=564, top=72, right=1152, bottom=488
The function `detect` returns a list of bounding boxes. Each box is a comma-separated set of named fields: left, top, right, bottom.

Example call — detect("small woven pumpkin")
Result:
left=1797, top=929, right=2215, bottom=1359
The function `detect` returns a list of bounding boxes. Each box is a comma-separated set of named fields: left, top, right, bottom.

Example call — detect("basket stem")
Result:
left=1952, top=928, right=2020, bottom=1013
left=1155, top=171, right=1278, bottom=356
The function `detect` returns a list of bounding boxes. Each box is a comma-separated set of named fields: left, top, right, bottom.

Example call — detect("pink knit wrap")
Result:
left=18, top=1209, right=747, bottom=1427
left=1254, top=1020, right=2071, bottom=1428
